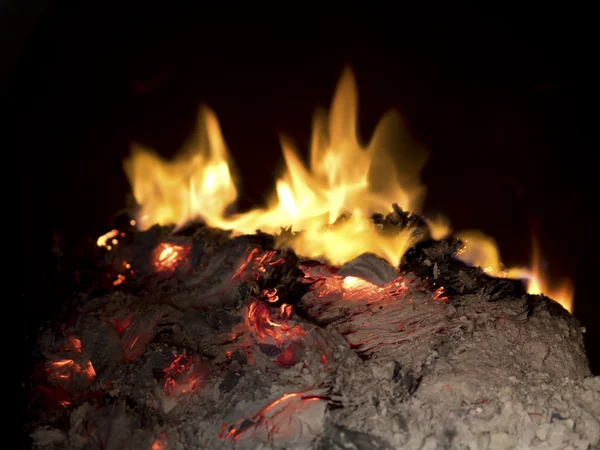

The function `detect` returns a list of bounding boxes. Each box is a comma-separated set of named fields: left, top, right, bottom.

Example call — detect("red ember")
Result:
left=163, top=354, right=208, bottom=396
left=245, top=300, right=305, bottom=346
left=151, top=432, right=166, bottom=450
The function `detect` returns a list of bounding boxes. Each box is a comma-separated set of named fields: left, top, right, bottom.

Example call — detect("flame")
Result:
left=426, top=214, right=452, bottom=240
left=455, top=230, right=530, bottom=279
left=125, top=68, right=427, bottom=266
left=124, top=108, right=238, bottom=231
left=120, top=67, right=573, bottom=309
left=456, top=231, right=573, bottom=313
left=527, top=241, right=574, bottom=312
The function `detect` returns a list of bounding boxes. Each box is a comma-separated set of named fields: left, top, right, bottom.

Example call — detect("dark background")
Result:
left=12, top=0, right=597, bottom=402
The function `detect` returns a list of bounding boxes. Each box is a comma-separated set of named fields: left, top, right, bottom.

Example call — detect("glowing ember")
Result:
left=151, top=433, right=166, bottom=450
left=50, top=359, right=73, bottom=368
left=110, top=315, right=132, bottom=334
left=97, top=229, right=119, bottom=248
left=125, top=68, right=426, bottom=266
left=220, top=388, right=328, bottom=444
left=82, top=361, right=96, bottom=379
left=163, top=354, right=208, bottom=396
left=46, top=358, right=96, bottom=385
left=113, top=274, right=126, bottom=286
left=343, top=275, right=375, bottom=290
left=62, top=337, right=82, bottom=353
left=152, top=242, right=190, bottom=272
left=263, top=288, right=279, bottom=303
left=245, top=300, right=305, bottom=346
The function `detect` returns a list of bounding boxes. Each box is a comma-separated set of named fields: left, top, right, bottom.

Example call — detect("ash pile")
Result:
left=26, top=207, right=599, bottom=450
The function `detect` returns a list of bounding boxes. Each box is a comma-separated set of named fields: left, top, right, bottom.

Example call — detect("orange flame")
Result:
left=125, top=68, right=427, bottom=267
left=456, top=231, right=573, bottom=313
left=455, top=231, right=530, bottom=279
left=526, top=240, right=573, bottom=313
left=120, top=67, right=573, bottom=310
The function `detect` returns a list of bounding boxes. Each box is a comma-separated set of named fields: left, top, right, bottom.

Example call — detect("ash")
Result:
left=26, top=211, right=599, bottom=450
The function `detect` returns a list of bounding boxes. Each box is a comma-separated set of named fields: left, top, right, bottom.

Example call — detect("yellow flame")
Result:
left=121, top=67, right=574, bottom=310
left=426, top=214, right=452, bottom=241
left=455, top=230, right=529, bottom=279
left=124, top=108, right=238, bottom=230
left=526, top=241, right=574, bottom=312
left=124, top=68, right=427, bottom=266
left=456, top=230, right=573, bottom=313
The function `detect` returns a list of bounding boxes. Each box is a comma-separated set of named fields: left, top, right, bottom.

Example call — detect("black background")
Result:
left=12, top=0, right=597, bottom=411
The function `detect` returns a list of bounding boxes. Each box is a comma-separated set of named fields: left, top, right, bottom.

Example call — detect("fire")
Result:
left=124, top=107, right=238, bottom=231
left=125, top=68, right=427, bottom=266
left=456, top=231, right=573, bottom=313
left=526, top=241, right=574, bottom=312
left=455, top=231, right=530, bottom=279
left=121, top=67, right=573, bottom=309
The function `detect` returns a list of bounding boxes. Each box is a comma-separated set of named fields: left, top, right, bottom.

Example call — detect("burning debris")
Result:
left=25, top=68, right=596, bottom=450
left=26, top=218, right=598, bottom=450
